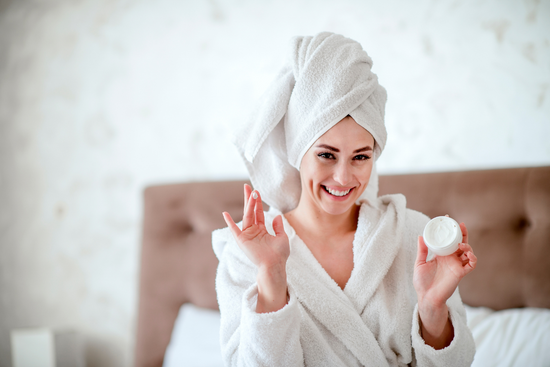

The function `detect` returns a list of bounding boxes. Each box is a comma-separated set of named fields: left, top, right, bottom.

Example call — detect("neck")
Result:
left=285, top=196, right=359, bottom=240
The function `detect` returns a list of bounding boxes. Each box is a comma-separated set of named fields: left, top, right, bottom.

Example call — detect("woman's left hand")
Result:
left=414, top=222, right=477, bottom=307
left=413, top=222, right=477, bottom=349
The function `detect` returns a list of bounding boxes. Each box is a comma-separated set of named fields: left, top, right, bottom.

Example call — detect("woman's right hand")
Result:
left=222, top=184, right=290, bottom=313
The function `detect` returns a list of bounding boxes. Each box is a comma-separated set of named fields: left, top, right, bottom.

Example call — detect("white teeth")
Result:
left=324, top=186, right=351, bottom=197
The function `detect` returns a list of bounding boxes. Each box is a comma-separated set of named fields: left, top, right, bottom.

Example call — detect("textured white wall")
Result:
left=0, top=0, right=548, bottom=366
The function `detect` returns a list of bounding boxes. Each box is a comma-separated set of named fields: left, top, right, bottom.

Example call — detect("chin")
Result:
left=318, top=189, right=361, bottom=215
left=320, top=203, right=355, bottom=216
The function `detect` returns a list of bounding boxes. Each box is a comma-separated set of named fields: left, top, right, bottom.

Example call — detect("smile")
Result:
left=322, top=185, right=353, bottom=197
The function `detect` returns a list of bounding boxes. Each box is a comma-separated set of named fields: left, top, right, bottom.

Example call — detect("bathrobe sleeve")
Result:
left=212, top=225, right=304, bottom=367
left=404, top=209, right=476, bottom=367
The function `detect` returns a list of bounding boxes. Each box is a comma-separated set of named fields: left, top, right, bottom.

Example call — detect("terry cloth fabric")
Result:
left=212, top=195, right=476, bottom=366
left=233, top=32, right=387, bottom=213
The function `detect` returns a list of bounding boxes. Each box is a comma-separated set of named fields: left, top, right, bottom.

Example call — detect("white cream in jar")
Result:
left=423, top=216, right=463, bottom=261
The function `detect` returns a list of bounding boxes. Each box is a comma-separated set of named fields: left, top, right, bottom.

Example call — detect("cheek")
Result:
left=301, top=166, right=321, bottom=186
left=356, top=163, right=373, bottom=185
left=300, top=155, right=317, bottom=177
left=300, top=159, right=330, bottom=188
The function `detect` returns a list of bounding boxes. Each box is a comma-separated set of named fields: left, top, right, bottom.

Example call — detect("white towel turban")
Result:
left=234, top=32, right=387, bottom=213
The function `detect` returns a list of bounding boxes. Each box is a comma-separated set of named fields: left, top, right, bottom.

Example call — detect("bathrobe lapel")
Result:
left=344, top=195, right=407, bottom=313
left=283, top=195, right=406, bottom=366
left=286, top=238, right=389, bottom=366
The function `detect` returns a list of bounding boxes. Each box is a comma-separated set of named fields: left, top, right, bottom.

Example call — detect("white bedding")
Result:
left=164, top=304, right=550, bottom=367
left=163, top=304, right=223, bottom=367
left=465, top=305, right=550, bottom=367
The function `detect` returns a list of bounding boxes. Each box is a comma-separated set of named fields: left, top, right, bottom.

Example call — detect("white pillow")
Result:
left=465, top=305, right=550, bottom=367
left=163, top=304, right=223, bottom=367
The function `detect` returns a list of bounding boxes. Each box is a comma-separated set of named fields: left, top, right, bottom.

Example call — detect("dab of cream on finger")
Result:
left=252, top=192, right=258, bottom=199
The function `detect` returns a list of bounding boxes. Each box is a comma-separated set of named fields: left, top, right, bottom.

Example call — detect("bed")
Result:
left=134, top=166, right=550, bottom=367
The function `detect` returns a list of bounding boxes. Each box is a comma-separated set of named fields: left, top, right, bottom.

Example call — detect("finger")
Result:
left=454, top=248, right=465, bottom=258
left=465, top=250, right=477, bottom=271
left=460, top=222, right=469, bottom=244
left=244, top=184, right=252, bottom=212
left=272, top=215, right=287, bottom=238
left=453, top=242, right=465, bottom=256
left=458, top=242, right=474, bottom=254
left=415, top=236, right=429, bottom=266
left=242, top=191, right=256, bottom=229
left=223, top=212, right=242, bottom=238
left=254, top=191, right=265, bottom=226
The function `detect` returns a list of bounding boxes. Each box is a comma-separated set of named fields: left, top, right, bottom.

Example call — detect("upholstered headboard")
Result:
left=134, top=166, right=550, bottom=367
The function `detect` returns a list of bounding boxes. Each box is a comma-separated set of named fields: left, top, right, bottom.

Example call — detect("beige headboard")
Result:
left=135, top=166, right=550, bottom=367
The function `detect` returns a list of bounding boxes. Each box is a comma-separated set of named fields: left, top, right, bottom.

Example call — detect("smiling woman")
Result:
left=214, top=32, right=476, bottom=366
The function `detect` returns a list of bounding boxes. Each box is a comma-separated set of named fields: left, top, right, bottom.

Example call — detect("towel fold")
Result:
left=233, top=32, right=387, bottom=213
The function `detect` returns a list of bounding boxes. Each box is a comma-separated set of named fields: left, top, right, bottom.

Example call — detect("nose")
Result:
left=333, top=161, right=353, bottom=186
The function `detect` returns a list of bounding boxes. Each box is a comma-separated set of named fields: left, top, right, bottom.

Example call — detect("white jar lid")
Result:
left=424, top=216, right=461, bottom=250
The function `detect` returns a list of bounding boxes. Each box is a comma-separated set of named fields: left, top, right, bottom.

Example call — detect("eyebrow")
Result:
left=315, top=144, right=373, bottom=153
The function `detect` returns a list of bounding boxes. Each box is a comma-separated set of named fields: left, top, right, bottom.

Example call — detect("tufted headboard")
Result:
left=134, top=166, right=550, bottom=367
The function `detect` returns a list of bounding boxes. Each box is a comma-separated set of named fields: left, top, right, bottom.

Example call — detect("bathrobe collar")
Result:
left=278, top=194, right=407, bottom=365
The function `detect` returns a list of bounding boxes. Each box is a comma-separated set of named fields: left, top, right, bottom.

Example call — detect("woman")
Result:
left=213, top=32, right=477, bottom=366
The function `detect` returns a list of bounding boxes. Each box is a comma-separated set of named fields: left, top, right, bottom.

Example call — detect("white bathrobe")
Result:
left=212, top=194, right=476, bottom=366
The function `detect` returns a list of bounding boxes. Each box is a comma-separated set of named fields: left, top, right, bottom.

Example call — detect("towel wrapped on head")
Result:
left=234, top=32, right=387, bottom=213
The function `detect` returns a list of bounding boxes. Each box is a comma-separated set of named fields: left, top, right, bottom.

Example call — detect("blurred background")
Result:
left=0, top=0, right=548, bottom=366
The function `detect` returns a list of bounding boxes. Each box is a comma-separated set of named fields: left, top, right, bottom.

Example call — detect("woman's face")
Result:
left=299, top=116, right=375, bottom=216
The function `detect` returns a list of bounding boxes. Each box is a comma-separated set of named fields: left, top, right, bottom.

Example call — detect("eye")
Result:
left=318, top=152, right=335, bottom=159
left=353, top=154, right=371, bottom=161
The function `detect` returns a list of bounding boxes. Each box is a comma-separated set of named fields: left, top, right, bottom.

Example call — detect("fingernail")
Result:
left=252, top=191, right=258, bottom=199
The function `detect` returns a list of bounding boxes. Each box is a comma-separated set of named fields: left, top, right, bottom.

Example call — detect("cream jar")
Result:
left=423, top=216, right=463, bottom=261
